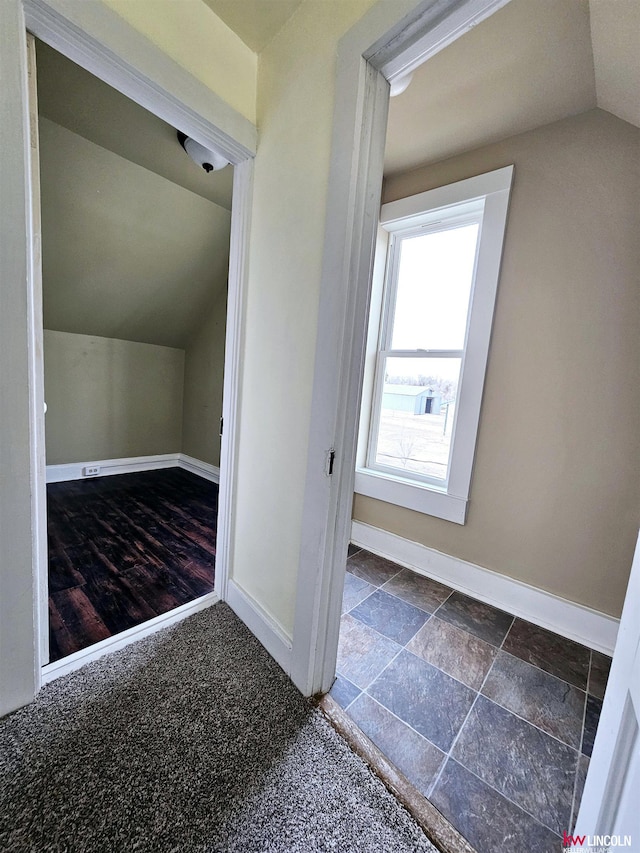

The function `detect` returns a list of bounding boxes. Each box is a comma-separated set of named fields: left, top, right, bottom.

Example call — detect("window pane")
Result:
left=374, top=357, right=461, bottom=482
left=390, top=223, right=479, bottom=351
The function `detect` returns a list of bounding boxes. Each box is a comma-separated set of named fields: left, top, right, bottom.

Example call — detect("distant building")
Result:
left=381, top=384, right=442, bottom=415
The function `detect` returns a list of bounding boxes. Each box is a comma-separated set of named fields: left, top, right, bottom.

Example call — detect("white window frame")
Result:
left=355, top=166, right=514, bottom=524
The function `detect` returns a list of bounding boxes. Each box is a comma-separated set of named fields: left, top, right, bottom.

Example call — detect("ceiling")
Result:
left=39, top=118, right=231, bottom=349
left=590, top=0, right=640, bottom=129
left=384, top=0, right=640, bottom=176
left=36, top=40, right=233, bottom=210
left=201, top=0, right=304, bottom=52
left=37, top=41, right=231, bottom=349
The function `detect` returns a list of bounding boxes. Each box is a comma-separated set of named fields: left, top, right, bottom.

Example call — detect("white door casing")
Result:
left=292, top=0, right=513, bottom=697
left=25, top=31, right=49, bottom=669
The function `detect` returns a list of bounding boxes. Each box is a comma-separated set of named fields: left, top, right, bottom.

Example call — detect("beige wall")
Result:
left=354, top=109, right=640, bottom=618
left=231, top=0, right=381, bottom=636
left=182, top=289, right=227, bottom=467
left=44, top=330, right=184, bottom=464
left=45, top=311, right=228, bottom=468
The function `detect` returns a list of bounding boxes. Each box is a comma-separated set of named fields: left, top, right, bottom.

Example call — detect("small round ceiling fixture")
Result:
left=389, top=72, right=414, bottom=97
left=177, top=131, right=229, bottom=173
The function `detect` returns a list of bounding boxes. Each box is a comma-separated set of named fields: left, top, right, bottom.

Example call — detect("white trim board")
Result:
left=46, top=453, right=220, bottom=484
left=215, top=158, right=253, bottom=604
left=42, top=591, right=219, bottom=684
left=46, top=453, right=179, bottom=483
left=179, top=454, right=220, bottom=484
left=226, top=580, right=292, bottom=676
left=351, top=520, right=619, bottom=655
left=23, top=0, right=256, bottom=163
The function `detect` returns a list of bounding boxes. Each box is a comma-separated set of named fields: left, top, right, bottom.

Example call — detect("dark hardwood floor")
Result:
left=47, top=468, right=217, bottom=662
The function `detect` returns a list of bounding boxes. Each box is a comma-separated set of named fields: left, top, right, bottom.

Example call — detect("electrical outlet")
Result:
left=83, top=466, right=100, bottom=477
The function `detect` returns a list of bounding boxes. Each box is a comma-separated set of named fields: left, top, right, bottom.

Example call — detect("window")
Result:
left=355, top=166, right=514, bottom=524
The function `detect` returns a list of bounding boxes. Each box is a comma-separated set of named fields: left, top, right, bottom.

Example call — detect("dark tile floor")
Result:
left=332, top=546, right=611, bottom=853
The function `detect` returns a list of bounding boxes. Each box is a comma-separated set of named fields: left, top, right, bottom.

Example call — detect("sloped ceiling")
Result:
left=384, top=0, right=639, bottom=176
left=40, top=117, right=231, bottom=349
left=36, top=40, right=233, bottom=211
left=590, top=0, right=640, bottom=129
left=201, top=0, right=304, bottom=52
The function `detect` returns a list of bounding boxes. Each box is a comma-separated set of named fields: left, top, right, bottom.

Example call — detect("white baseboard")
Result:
left=46, top=453, right=220, bottom=484
left=46, top=453, right=181, bottom=483
left=226, top=579, right=292, bottom=675
left=178, top=454, right=220, bottom=483
left=41, top=591, right=219, bottom=684
left=351, top=520, right=619, bottom=656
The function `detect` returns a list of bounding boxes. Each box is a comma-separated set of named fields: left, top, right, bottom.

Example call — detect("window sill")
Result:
left=354, top=468, right=467, bottom=524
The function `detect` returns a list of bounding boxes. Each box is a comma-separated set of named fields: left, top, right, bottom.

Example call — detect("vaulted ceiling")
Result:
left=36, top=40, right=233, bottom=210
left=589, top=0, right=640, bottom=129
left=37, top=40, right=231, bottom=350
left=385, top=0, right=640, bottom=176
left=201, top=0, right=304, bottom=52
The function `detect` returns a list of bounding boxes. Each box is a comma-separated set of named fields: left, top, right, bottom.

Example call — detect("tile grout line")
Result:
left=347, top=548, right=404, bottom=589
left=427, top=615, right=515, bottom=800
left=497, top=646, right=589, bottom=693
left=379, top=569, right=453, bottom=615
left=340, top=557, right=593, bottom=842
left=348, top=557, right=488, bottom=621
left=477, top=613, right=565, bottom=741
left=356, top=690, right=447, bottom=762
left=415, top=601, right=591, bottom=694
left=340, top=563, right=417, bottom=692
left=343, top=635, right=561, bottom=838
left=581, top=649, right=593, bottom=756
left=343, top=608, right=482, bottom=696
left=568, top=649, right=593, bottom=831
left=339, top=611, right=589, bottom=752
left=341, top=598, right=431, bottom=645
left=479, top=692, right=583, bottom=753
left=430, top=589, right=455, bottom=620
left=478, top=621, right=587, bottom=751
left=341, top=638, right=476, bottom=746
left=351, top=585, right=438, bottom=621
left=343, top=586, right=587, bottom=747
left=422, top=613, right=578, bottom=838
left=400, top=644, right=478, bottom=692
left=437, top=752, right=563, bottom=840
left=351, top=643, right=483, bottom=745
left=360, top=645, right=406, bottom=696
left=343, top=568, right=451, bottom=641
left=342, top=581, right=461, bottom=744
left=430, top=614, right=581, bottom=839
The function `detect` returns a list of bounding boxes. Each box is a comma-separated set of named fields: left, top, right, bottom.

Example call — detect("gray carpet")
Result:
left=0, top=603, right=438, bottom=852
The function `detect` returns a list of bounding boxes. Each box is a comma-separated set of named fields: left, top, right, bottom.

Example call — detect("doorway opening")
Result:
left=320, top=0, right=635, bottom=848
left=32, top=36, right=234, bottom=675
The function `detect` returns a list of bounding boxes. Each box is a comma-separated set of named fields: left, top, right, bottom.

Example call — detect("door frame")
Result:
left=292, top=0, right=513, bottom=694
left=576, top=530, right=640, bottom=840
left=0, top=0, right=256, bottom=714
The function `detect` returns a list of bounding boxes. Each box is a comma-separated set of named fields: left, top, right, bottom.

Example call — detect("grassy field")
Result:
left=375, top=408, right=454, bottom=480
